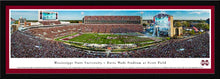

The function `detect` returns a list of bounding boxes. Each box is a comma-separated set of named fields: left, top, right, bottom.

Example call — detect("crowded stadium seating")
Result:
left=11, top=30, right=209, bottom=58
left=27, top=24, right=143, bottom=39
left=83, top=16, right=141, bottom=24
left=39, top=21, right=61, bottom=25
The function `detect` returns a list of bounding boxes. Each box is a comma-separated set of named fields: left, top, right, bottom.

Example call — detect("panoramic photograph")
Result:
left=10, top=9, right=210, bottom=58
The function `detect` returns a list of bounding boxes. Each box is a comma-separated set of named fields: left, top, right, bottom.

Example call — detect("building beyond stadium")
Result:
left=153, top=13, right=183, bottom=37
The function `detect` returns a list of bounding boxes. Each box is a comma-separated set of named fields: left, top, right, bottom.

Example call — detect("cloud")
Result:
left=140, top=12, right=144, bottom=14
left=189, top=12, right=202, bottom=14
left=11, top=11, right=38, bottom=20
left=189, top=11, right=210, bottom=14
left=81, top=12, right=84, bottom=15
left=135, top=12, right=144, bottom=14
left=143, top=16, right=153, bottom=19
left=175, top=12, right=181, bottom=14
left=11, top=11, right=37, bottom=16
left=104, top=11, right=117, bottom=16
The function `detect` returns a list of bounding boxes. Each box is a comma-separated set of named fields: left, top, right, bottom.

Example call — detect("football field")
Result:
left=61, top=33, right=154, bottom=44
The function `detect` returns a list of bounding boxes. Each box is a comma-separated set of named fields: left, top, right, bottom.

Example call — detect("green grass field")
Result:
left=66, top=33, right=153, bottom=44
left=54, top=33, right=161, bottom=51
left=56, top=33, right=78, bottom=39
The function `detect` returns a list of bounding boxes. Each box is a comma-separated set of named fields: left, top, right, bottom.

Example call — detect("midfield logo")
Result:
left=201, top=60, right=209, bottom=66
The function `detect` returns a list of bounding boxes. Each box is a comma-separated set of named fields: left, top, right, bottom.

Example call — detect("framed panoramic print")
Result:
left=6, top=5, right=215, bottom=74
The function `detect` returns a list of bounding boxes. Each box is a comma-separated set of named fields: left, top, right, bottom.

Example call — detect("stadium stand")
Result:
left=11, top=31, right=209, bottom=58
left=39, top=21, right=61, bottom=25
left=83, top=16, right=141, bottom=24
left=27, top=24, right=143, bottom=39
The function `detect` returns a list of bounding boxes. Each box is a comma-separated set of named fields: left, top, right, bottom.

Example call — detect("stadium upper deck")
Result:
left=83, top=16, right=142, bottom=24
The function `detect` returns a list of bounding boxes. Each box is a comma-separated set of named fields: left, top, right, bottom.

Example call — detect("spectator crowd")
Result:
left=11, top=30, right=209, bottom=58
left=27, top=24, right=143, bottom=39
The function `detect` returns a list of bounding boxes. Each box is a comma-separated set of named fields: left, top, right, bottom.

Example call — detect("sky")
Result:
left=10, top=9, right=210, bottom=20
